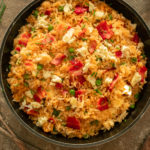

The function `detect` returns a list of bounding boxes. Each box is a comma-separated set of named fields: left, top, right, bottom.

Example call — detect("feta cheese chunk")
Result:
left=87, top=75, right=96, bottom=87
left=105, top=77, right=113, bottom=84
left=51, top=75, right=62, bottom=83
left=34, top=53, right=51, bottom=64
left=83, top=59, right=91, bottom=73
left=87, top=26, right=94, bottom=33
left=95, top=11, right=105, bottom=18
left=64, top=3, right=72, bottom=13
left=62, top=28, right=75, bottom=44
left=70, top=97, right=78, bottom=108
left=43, top=70, right=52, bottom=79
left=36, top=116, right=48, bottom=127
left=123, top=85, right=132, bottom=96
left=25, top=90, right=33, bottom=99
left=30, top=102, right=42, bottom=109
left=121, top=45, right=130, bottom=58
left=35, top=16, right=48, bottom=29
left=76, top=42, right=89, bottom=57
left=131, top=72, right=142, bottom=86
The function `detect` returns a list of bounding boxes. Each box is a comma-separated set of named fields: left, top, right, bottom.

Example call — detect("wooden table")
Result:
left=0, top=0, right=150, bottom=150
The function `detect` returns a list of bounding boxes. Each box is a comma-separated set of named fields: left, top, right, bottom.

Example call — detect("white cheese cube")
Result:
left=30, top=102, right=42, bottom=109
left=43, top=70, right=52, bottom=79
left=95, top=11, right=105, bottom=18
left=64, top=3, right=72, bottom=13
left=131, top=72, right=142, bottom=87
left=87, top=75, right=96, bottom=87
left=36, top=116, right=48, bottom=127
left=70, top=97, right=78, bottom=108
left=122, top=85, right=132, bottom=96
left=25, top=90, right=33, bottom=99
left=51, top=75, right=62, bottom=83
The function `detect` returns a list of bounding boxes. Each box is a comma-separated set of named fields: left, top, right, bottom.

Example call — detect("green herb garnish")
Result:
left=81, top=24, right=86, bottom=30
left=48, top=25, right=54, bottom=32
left=91, top=72, right=95, bottom=77
left=130, top=104, right=135, bottom=109
left=141, top=53, right=146, bottom=59
left=24, top=82, right=29, bottom=87
left=52, top=109, right=61, bottom=117
left=96, top=79, right=102, bottom=86
left=37, top=64, right=43, bottom=70
left=90, top=120, right=99, bottom=126
left=108, top=14, right=113, bottom=20
left=24, top=74, right=30, bottom=80
left=131, top=57, right=137, bottom=63
left=32, top=10, right=39, bottom=18
left=31, top=27, right=35, bottom=32
left=66, top=106, right=71, bottom=111
left=134, top=93, right=139, bottom=99
left=69, top=89, right=75, bottom=96
left=94, top=89, right=102, bottom=95
left=110, top=39, right=114, bottom=43
left=69, top=48, right=75, bottom=53
left=82, top=38, right=87, bottom=41
left=58, top=6, right=64, bottom=12
left=83, top=134, right=89, bottom=139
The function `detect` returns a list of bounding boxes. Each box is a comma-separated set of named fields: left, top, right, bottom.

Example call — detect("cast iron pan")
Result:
left=0, top=0, right=150, bottom=148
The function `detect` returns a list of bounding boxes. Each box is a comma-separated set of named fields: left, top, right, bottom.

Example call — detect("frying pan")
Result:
left=0, top=0, right=150, bottom=148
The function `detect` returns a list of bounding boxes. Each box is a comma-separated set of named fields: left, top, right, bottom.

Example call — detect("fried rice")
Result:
left=7, top=0, right=147, bottom=138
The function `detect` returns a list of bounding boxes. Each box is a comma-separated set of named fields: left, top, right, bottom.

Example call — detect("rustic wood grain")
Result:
left=0, top=0, right=150, bottom=150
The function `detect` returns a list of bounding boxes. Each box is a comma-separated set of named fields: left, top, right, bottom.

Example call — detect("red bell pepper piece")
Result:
left=18, top=40, right=27, bottom=47
left=115, top=50, right=122, bottom=58
left=34, top=87, right=46, bottom=102
left=51, top=54, right=66, bottom=66
left=77, top=75, right=86, bottom=84
left=22, top=32, right=31, bottom=39
left=75, top=90, right=82, bottom=98
left=67, top=117, right=80, bottom=129
left=45, top=10, right=51, bottom=16
left=26, top=109, right=38, bottom=116
left=74, top=6, right=88, bottom=15
left=55, top=83, right=63, bottom=89
left=88, top=40, right=97, bottom=54
left=108, top=73, right=119, bottom=92
left=24, top=60, right=33, bottom=66
left=69, top=59, right=83, bottom=71
left=48, top=117, right=55, bottom=124
left=97, top=21, right=114, bottom=40
left=97, top=97, right=109, bottom=111
left=15, top=47, right=21, bottom=52
left=78, top=28, right=86, bottom=38
left=132, top=33, right=139, bottom=44
left=139, top=66, right=147, bottom=82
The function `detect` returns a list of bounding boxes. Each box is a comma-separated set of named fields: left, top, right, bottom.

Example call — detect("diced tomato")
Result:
left=51, top=54, right=66, bottom=66
left=132, top=33, right=139, bottom=44
left=88, top=40, right=97, bottom=54
left=16, top=47, right=21, bottom=52
left=74, top=6, right=88, bottom=15
left=69, top=59, right=83, bottom=71
left=77, top=75, right=86, bottom=84
left=67, top=117, right=80, bottom=129
left=26, top=109, right=38, bottom=116
left=34, top=87, right=46, bottom=102
left=139, top=66, right=147, bottom=82
left=96, top=21, right=114, bottom=40
left=75, top=90, right=82, bottom=98
left=42, top=34, right=55, bottom=45
left=78, top=19, right=83, bottom=25
left=55, top=83, right=63, bottom=89
left=67, top=26, right=71, bottom=30
left=18, top=40, right=27, bottom=47
left=97, top=97, right=108, bottom=111
left=115, top=50, right=122, bottom=58
left=48, top=117, right=55, bottom=124
left=45, top=10, right=51, bottom=15
left=22, top=32, right=31, bottom=39
left=108, top=73, right=119, bottom=92
left=24, top=60, right=32, bottom=66
left=78, top=28, right=86, bottom=38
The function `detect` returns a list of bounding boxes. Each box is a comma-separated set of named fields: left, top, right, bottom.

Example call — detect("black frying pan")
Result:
left=0, top=0, right=150, bottom=148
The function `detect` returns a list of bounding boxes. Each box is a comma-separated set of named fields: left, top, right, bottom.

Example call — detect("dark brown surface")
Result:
left=0, top=0, right=150, bottom=150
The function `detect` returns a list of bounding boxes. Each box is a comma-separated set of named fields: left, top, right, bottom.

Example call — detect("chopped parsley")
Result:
left=134, top=93, right=139, bottom=99
left=120, top=62, right=126, bottom=65
left=131, top=57, right=137, bottom=63
left=130, top=104, right=135, bottom=109
left=66, top=106, right=71, bottom=111
left=82, top=38, right=87, bottom=41
left=110, top=39, right=114, bottom=43
left=24, top=82, right=29, bottom=87
left=52, top=109, right=61, bottom=117
left=90, top=120, right=99, bottom=126
left=32, top=10, right=39, bottom=18
left=24, top=74, right=30, bottom=80
left=93, top=10, right=96, bottom=16
left=108, top=14, right=113, bottom=20
left=84, top=17, right=89, bottom=21
left=69, top=48, right=75, bottom=53
left=8, top=64, right=12, bottom=70
left=37, top=64, right=43, bottom=70
left=68, top=55, right=75, bottom=60
left=91, top=72, right=95, bottom=77
left=58, top=6, right=64, bottom=12
left=141, top=53, right=146, bottom=59
left=31, top=27, right=35, bottom=32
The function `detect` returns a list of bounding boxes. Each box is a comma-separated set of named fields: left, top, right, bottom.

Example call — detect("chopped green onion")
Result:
left=48, top=25, right=54, bottom=31
left=31, top=27, right=35, bottom=32
left=130, top=104, right=135, bottom=109
left=83, top=134, right=89, bottom=139
left=58, top=6, right=64, bottom=12
left=120, top=62, right=126, bottom=65
left=131, top=57, right=137, bottom=63
left=24, top=74, right=30, bottom=80
left=116, top=46, right=120, bottom=50
left=68, top=55, right=75, bottom=60
left=112, top=63, right=116, bottom=68
left=24, top=82, right=29, bottom=87
left=134, top=93, right=139, bottom=99
left=93, top=10, right=96, bottom=16
left=124, top=119, right=127, bottom=122
left=66, top=106, right=71, bottom=111
left=82, top=38, right=87, bottom=41
left=81, top=24, right=86, bottom=30
left=69, top=48, right=75, bottom=53
left=94, top=89, right=102, bottom=95
left=52, top=108, right=61, bottom=117
left=62, top=122, right=66, bottom=126
left=110, top=39, right=114, bottom=43
left=85, top=2, right=89, bottom=6
left=41, top=13, right=45, bottom=17
left=91, top=72, right=95, bottom=77
left=108, top=14, right=113, bottom=20
left=69, top=89, right=75, bottom=96
left=32, top=10, right=39, bottom=18
left=37, top=64, right=43, bottom=70
left=84, top=17, right=88, bottom=21
left=90, top=120, right=99, bottom=126
left=141, top=53, right=146, bottom=59
left=96, top=79, right=102, bottom=86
